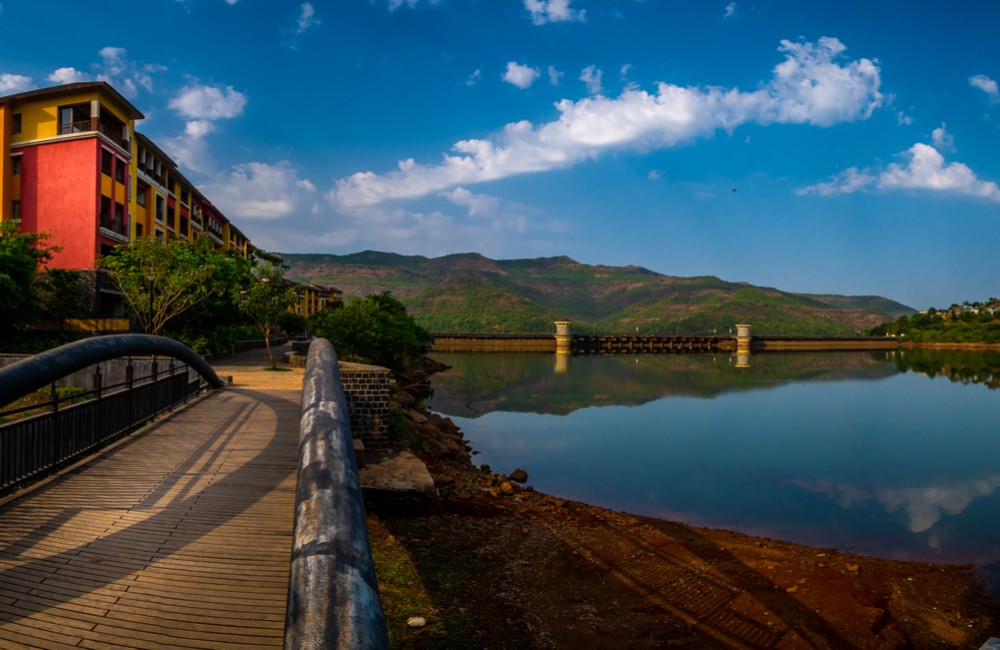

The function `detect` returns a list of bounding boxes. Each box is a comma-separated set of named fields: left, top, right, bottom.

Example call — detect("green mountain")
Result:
left=281, top=251, right=915, bottom=336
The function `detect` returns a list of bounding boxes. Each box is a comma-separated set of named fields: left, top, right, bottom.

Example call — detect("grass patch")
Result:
left=367, top=515, right=477, bottom=648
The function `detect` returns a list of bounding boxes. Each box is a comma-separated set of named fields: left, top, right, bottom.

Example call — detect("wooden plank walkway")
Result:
left=0, top=347, right=304, bottom=649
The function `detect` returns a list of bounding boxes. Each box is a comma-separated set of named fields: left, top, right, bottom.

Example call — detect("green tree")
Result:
left=238, top=262, right=300, bottom=369
left=310, top=292, right=429, bottom=372
left=0, top=220, right=58, bottom=334
left=100, top=236, right=243, bottom=335
left=38, top=268, right=85, bottom=330
left=162, top=247, right=255, bottom=355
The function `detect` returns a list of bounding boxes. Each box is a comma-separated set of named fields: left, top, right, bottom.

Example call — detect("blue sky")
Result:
left=2, top=0, right=999, bottom=310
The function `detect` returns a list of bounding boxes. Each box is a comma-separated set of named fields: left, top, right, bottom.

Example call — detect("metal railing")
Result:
left=0, top=335, right=224, bottom=497
left=100, top=215, right=128, bottom=236
left=284, top=338, right=388, bottom=650
left=57, top=118, right=128, bottom=150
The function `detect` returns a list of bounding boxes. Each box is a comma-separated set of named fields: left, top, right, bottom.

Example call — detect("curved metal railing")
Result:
left=0, top=334, right=224, bottom=407
left=0, top=334, right=224, bottom=496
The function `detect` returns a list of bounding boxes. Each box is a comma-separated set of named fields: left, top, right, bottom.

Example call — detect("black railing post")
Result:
left=93, top=364, right=102, bottom=400
left=126, top=359, right=134, bottom=429
left=50, top=382, right=59, bottom=414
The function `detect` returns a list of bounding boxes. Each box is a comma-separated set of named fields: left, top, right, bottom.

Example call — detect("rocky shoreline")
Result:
left=361, top=358, right=1000, bottom=648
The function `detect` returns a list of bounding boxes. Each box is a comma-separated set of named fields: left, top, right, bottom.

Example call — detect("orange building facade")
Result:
left=0, top=81, right=336, bottom=322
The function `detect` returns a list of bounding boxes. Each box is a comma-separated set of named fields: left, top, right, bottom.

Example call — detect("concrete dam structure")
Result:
left=429, top=322, right=899, bottom=355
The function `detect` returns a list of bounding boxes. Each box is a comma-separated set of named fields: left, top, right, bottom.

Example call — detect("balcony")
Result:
left=58, top=117, right=129, bottom=151
left=99, top=216, right=129, bottom=243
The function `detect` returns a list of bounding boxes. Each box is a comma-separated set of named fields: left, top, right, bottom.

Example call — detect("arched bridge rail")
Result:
left=0, top=334, right=225, bottom=497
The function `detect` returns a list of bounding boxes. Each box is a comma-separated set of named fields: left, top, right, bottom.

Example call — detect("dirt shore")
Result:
left=363, top=365, right=1000, bottom=649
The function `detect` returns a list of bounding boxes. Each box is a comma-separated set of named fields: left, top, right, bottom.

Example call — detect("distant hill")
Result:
left=281, top=251, right=915, bottom=336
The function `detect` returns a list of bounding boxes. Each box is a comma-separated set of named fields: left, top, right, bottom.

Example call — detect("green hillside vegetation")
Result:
left=867, top=300, right=1000, bottom=343
left=283, top=251, right=914, bottom=336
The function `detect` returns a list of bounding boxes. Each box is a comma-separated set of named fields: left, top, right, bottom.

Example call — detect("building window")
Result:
left=11, top=156, right=21, bottom=176
left=11, top=113, right=22, bottom=134
left=136, top=185, right=147, bottom=206
left=181, top=188, right=190, bottom=204
left=155, top=228, right=165, bottom=240
left=100, top=196, right=111, bottom=221
left=115, top=202, right=125, bottom=223
left=155, top=195, right=165, bottom=222
left=114, top=157, right=125, bottom=183
left=136, top=222, right=144, bottom=238
left=11, top=200, right=19, bottom=220
left=102, top=150, right=113, bottom=176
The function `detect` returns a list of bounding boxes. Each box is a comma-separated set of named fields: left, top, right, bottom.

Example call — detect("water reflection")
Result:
left=428, top=349, right=1000, bottom=566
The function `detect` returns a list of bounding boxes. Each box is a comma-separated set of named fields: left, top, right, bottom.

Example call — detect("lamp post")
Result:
left=145, top=274, right=156, bottom=334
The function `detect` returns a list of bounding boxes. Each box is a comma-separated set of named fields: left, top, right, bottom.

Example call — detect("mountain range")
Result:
left=281, top=251, right=914, bottom=336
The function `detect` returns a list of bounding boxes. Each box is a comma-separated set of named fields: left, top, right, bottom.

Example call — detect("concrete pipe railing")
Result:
left=285, top=338, right=388, bottom=650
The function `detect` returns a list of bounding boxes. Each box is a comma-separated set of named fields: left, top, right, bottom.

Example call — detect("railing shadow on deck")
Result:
left=0, top=385, right=298, bottom=644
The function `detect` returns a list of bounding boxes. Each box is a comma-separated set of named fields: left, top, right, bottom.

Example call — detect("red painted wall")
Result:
left=20, top=139, right=100, bottom=269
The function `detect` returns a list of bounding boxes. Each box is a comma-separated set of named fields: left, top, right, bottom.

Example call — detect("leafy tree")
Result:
left=38, top=268, right=85, bottom=329
left=162, top=248, right=255, bottom=354
left=238, top=262, right=300, bottom=369
left=278, top=311, right=309, bottom=337
left=0, top=220, right=58, bottom=334
left=309, top=292, right=429, bottom=373
left=100, top=236, right=243, bottom=335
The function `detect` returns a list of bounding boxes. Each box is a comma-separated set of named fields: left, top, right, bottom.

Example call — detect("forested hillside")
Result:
left=283, top=251, right=914, bottom=336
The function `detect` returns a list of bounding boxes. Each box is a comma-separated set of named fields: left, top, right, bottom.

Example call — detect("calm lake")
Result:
left=428, top=349, right=1000, bottom=572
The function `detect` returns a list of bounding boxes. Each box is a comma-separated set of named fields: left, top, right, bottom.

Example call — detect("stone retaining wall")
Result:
left=339, top=363, right=395, bottom=450
left=285, top=352, right=395, bottom=450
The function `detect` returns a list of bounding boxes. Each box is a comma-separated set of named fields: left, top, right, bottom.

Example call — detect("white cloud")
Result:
left=547, top=65, right=564, bottom=86
left=579, top=65, right=603, bottom=95
left=764, top=37, right=882, bottom=126
left=969, top=74, right=999, bottom=103
left=162, top=84, right=246, bottom=174
left=524, top=0, right=585, bottom=25
left=879, top=143, right=1000, bottom=199
left=169, top=84, right=247, bottom=120
left=897, top=111, right=913, bottom=126
left=203, top=161, right=317, bottom=220
left=0, top=73, right=34, bottom=93
left=45, top=47, right=167, bottom=98
left=800, top=141, right=1000, bottom=202
left=185, top=120, right=215, bottom=139
left=329, top=37, right=881, bottom=209
left=503, top=62, right=541, bottom=89
left=442, top=187, right=503, bottom=218
left=648, top=170, right=661, bottom=180
left=796, top=167, right=876, bottom=196
left=723, top=2, right=737, bottom=19
left=296, top=2, right=320, bottom=34
left=47, top=67, right=90, bottom=85
left=225, top=0, right=238, bottom=4
left=931, top=123, right=954, bottom=151
left=93, top=46, right=165, bottom=97
left=466, top=68, right=482, bottom=86
left=387, top=0, right=442, bottom=10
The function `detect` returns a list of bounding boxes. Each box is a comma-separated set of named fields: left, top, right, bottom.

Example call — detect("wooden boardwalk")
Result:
left=0, top=347, right=304, bottom=649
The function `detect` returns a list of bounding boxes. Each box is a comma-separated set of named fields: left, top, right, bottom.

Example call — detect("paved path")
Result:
left=0, top=344, right=305, bottom=649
